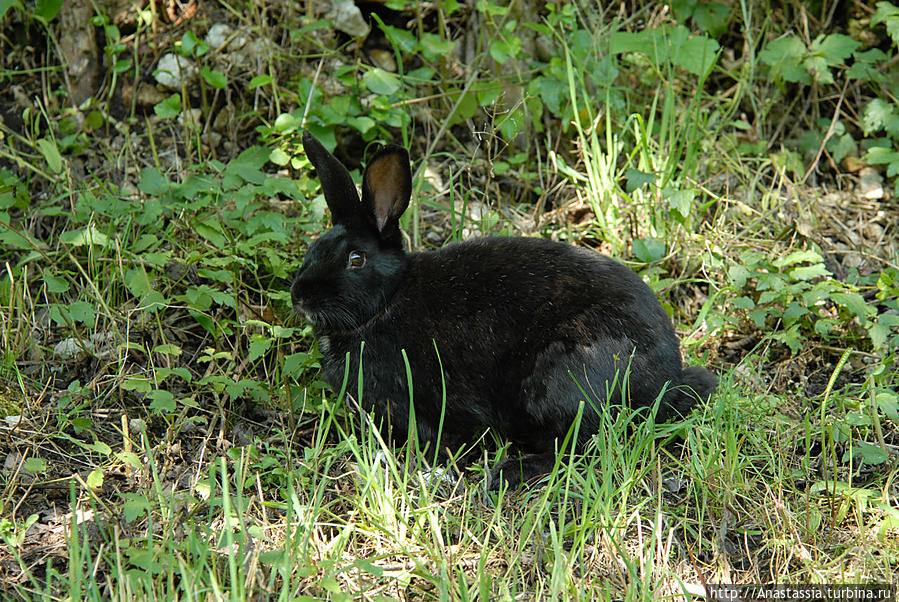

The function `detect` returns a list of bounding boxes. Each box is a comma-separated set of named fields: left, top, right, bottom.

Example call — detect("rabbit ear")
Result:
left=361, top=144, right=412, bottom=237
left=302, top=131, right=361, bottom=227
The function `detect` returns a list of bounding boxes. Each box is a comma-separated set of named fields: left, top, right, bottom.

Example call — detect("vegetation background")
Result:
left=0, top=0, right=897, bottom=599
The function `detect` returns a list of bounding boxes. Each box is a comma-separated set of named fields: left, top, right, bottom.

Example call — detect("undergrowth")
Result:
left=0, top=0, right=897, bottom=599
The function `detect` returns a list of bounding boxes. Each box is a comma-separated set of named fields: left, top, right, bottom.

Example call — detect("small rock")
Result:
left=369, top=48, right=396, bottom=72
left=863, top=222, right=883, bottom=242
left=154, top=53, right=198, bottom=89
left=4, top=452, right=22, bottom=471
left=843, top=252, right=864, bottom=269
left=122, top=82, right=167, bottom=107
left=423, top=165, right=443, bottom=192
left=842, top=156, right=865, bottom=173
left=858, top=167, right=884, bottom=200
left=177, top=108, right=203, bottom=130
left=53, top=337, right=89, bottom=359
left=535, top=33, right=554, bottom=62
left=205, top=23, right=233, bottom=49
left=202, top=130, right=222, bottom=148
left=213, top=105, right=234, bottom=131
left=330, top=0, right=369, bottom=37
left=53, top=332, right=116, bottom=360
left=661, top=476, right=688, bottom=494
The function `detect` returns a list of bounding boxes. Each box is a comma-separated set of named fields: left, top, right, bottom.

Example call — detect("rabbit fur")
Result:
left=291, top=131, right=717, bottom=489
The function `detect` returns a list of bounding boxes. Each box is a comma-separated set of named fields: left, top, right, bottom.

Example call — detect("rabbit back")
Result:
left=318, top=235, right=705, bottom=454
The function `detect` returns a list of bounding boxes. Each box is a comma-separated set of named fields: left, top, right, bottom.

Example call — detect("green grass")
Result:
left=1, top=0, right=898, bottom=599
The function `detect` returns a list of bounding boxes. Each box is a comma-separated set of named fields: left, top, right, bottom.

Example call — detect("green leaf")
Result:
left=43, top=272, right=69, bottom=294
left=759, top=36, right=810, bottom=84
left=862, top=98, right=899, bottom=137
left=152, top=343, right=182, bottom=356
left=876, top=391, right=899, bottom=422
left=692, top=2, right=729, bottom=38
left=247, top=335, right=273, bottom=363
left=625, top=168, right=656, bottom=192
left=148, top=390, right=176, bottom=413
left=773, top=324, right=803, bottom=355
left=446, top=88, right=478, bottom=126
left=283, top=352, right=310, bottom=379
left=420, top=32, right=455, bottom=63
left=864, top=146, right=899, bottom=167
left=873, top=1, right=899, bottom=46
left=534, top=75, right=567, bottom=116
left=610, top=26, right=718, bottom=75
left=156, top=367, right=192, bottom=382
left=476, top=85, right=503, bottom=107
left=139, top=168, right=171, bottom=195
left=201, top=66, right=228, bottom=89
left=847, top=49, right=888, bottom=82
left=24, top=457, right=47, bottom=474
left=666, top=188, right=694, bottom=218
left=851, top=441, right=890, bottom=465
left=112, top=58, right=132, bottom=74
left=121, top=377, right=152, bottom=393
left=59, top=225, right=110, bottom=248
left=248, top=74, right=273, bottom=89
left=197, top=268, right=234, bottom=284
left=122, top=493, right=151, bottom=522
left=269, top=148, right=291, bottom=166
left=180, top=30, right=208, bottom=57
left=362, top=68, right=401, bottom=95
left=669, top=0, right=696, bottom=21
left=827, top=133, right=856, bottom=164
left=772, top=250, right=824, bottom=268
left=490, top=36, right=520, bottom=64
left=189, top=309, right=216, bottom=336
left=497, top=109, right=523, bottom=139
left=154, top=93, right=182, bottom=118
left=830, top=292, right=875, bottom=320
left=476, top=0, right=507, bottom=16
left=273, top=112, right=302, bottom=134
left=632, top=238, right=666, bottom=263
left=347, top=116, right=376, bottom=136
left=36, top=138, right=63, bottom=174
left=814, top=318, right=835, bottom=339
left=224, top=146, right=269, bottom=185
left=86, top=468, right=104, bottom=489
left=670, top=29, right=720, bottom=75
left=67, top=301, right=97, bottom=327
left=125, top=267, right=152, bottom=298
left=116, top=452, right=142, bottom=470
left=732, top=296, right=755, bottom=310
left=379, top=23, right=417, bottom=54
left=783, top=302, right=808, bottom=323
left=0, top=0, right=24, bottom=21
left=810, top=33, right=859, bottom=64
left=195, top=218, right=228, bottom=248
left=803, top=55, right=834, bottom=85
left=788, top=264, right=830, bottom=280
left=34, top=0, right=62, bottom=20
left=727, top=264, right=751, bottom=288
left=870, top=314, right=899, bottom=349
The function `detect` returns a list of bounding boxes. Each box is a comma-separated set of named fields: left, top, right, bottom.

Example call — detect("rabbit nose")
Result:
left=290, top=273, right=306, bottom=304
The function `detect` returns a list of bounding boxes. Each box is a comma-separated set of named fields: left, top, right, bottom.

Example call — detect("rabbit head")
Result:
left=291, top=132, right=412, bottom=331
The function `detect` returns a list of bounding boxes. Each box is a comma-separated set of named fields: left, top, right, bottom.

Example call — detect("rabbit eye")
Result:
left=347, top=250, right=366, bottom=269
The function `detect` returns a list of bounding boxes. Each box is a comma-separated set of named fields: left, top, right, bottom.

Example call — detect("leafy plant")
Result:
left=718, top=248, right=886, bottom=355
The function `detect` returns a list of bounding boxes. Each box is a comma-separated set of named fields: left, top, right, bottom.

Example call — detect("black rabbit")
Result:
left=291, top=131, right=717, bottom=488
